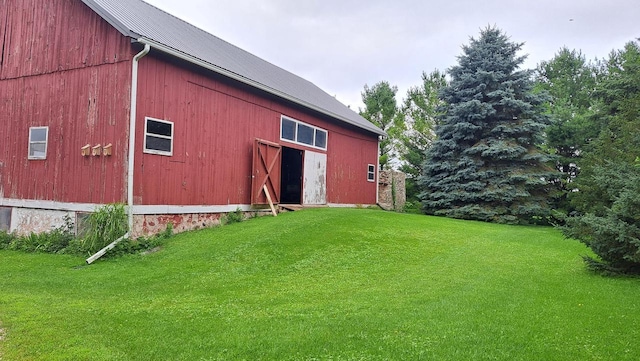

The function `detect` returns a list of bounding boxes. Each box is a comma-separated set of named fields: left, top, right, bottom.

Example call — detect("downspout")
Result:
left=127, top=42, right=151, bottom=232
left=376, top=135, right=381, bottom=206
left=86, top=42, right=150, bottom=265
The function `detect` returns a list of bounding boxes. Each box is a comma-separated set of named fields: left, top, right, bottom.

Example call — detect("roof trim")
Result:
left=136, top=38, right=385, bottom=136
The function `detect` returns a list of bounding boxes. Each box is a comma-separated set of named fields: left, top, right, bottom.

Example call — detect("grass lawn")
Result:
left=0, top=208, right=639, bottom=360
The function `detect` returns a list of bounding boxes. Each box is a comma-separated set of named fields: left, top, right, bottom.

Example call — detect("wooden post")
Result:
left=263, top=184, right=278, bottom=217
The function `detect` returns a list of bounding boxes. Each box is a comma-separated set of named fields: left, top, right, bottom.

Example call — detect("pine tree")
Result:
left=418, top=27, right=556, bottom=224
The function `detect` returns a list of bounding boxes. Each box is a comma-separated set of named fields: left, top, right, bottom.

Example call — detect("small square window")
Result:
left=75, top=212, right=91, bottom=238
left=367, top=164, right=376, bottom=182
left=0, top=207, right=11, bottom=231
left=28, top=126, right=48, bottom=159
left=144, top=118, right=173, bottom=156
left=281, top=118, right=296, bottom=141
left=315, top=129, right=327, bottom=149
left=297, top=123, right=314, bottom=146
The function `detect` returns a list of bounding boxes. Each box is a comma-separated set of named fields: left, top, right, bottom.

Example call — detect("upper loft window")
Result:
left=28, top=126, right=49, bottom=160
left=280, top=116, right=327, bottom=150
left=144, top=117, right=173, bottom=156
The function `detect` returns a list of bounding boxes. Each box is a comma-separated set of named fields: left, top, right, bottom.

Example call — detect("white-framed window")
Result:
left=28, top=126, right=49, bottom=160
left=280, top=116, right=328, bottom=150
left=367, top=164, right=376, bottom=182
left=144, top=117, right=173, bottom=156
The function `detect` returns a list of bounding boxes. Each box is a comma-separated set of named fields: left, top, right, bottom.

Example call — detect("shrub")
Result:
left=562, top=162, right=640, bottom=275
left=0, top=230, right=16, bottom=250
left=222, top=208, right=244, bottom=225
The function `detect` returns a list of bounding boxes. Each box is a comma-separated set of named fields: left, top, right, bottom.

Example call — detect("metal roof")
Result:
left=81, top=0, right=384, bottom=136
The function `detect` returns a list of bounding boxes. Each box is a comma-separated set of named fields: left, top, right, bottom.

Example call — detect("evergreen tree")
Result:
left=418, top=27, right=556, bottom=224
left=359, top=81, right=402, bottom=170
left=562, top=41, right=640, bottom=274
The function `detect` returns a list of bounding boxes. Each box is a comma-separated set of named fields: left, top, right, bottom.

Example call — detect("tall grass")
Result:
left=83, top=203, right=128, bottom=253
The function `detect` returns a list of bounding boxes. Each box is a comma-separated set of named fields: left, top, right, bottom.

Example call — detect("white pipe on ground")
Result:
left=86, top=233, right=129, bottom=264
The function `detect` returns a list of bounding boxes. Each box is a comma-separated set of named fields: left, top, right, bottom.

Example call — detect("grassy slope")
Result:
left=0, top=208, right=638, bottom=360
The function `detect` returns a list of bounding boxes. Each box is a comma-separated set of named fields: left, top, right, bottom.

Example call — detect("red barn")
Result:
left=0, top=0, right=384, bottom=236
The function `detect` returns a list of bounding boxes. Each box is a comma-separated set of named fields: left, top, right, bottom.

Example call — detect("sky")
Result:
left=143, top=0, right=639, bottom=111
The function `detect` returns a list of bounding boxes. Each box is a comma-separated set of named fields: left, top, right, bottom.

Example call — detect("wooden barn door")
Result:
left=251, top=139, right=282, bottom=205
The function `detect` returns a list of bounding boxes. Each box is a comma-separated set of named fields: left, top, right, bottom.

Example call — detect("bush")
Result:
left=0, top=230, right=17, bottom=249
left=1, top=215, right=75, bottom=254
left=222, top=208, right=244, bottom=225
left=562, top=163, right=640, bottom=275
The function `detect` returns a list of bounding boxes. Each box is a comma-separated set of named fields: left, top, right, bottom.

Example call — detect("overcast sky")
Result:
left=144, top=0, right=638, bottom=111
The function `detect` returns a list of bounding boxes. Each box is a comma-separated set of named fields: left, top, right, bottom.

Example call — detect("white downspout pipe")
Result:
left=86, top=42, right=150, bottom=265
left=376, top=135, right=382, bottom=205
left=127, top=42, right=151, bottom=232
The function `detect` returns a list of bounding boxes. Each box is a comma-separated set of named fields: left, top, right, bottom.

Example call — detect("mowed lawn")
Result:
left=0, top=208, right=638, bottom=360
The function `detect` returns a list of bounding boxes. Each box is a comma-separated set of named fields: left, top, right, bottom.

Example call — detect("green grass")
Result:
left=0, top=208, right=638, bottom=360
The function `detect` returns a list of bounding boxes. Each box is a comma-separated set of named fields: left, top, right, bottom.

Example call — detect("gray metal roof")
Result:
left=81, top=0, right=384, bottom=136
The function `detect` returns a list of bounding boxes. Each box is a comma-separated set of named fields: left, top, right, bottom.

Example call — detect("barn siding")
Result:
left=0, top=0, right=133, bottom=204
left=134, top=55, right=379, bottom=206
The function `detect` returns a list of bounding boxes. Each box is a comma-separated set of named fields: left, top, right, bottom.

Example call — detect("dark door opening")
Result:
left=280, top=147, right=303, bottom=204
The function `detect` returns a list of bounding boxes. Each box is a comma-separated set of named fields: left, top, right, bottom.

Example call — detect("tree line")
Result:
left=359, top=26, right=640, bottom=275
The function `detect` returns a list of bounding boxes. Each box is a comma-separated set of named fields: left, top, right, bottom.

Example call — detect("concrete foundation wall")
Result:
left=9, top=208, right=73, bottom=235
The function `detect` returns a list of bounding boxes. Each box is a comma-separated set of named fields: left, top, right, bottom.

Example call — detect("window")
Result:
left=144, top=117, right=173, bottom=156
left=367, top=164, right=376, bottom=182
left=281, top=118, right=296, bottom=141
left=0, top=207, right=11, bottom=231
left=28, top=126, right=48, bottom=159
left=75, top=212, right=91, bottom=238
left=280, top=116, right=328, bottom=150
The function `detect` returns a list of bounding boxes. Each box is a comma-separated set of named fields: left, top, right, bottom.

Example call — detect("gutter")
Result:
left=86, top=42, right=150, bottom=265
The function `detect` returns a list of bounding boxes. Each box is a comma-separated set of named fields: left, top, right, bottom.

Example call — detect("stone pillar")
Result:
left=378, top=170, right=406, bottom=211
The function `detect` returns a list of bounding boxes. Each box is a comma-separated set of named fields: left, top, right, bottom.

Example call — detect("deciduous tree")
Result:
left=360, top=81, right=402, bottom=170
left=399, top=70, right=448, bottom=203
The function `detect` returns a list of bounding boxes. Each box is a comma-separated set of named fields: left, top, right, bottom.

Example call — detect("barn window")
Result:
left=315, top=129, right=327, bottom=149
left=0, top=207, right=11, bottom=231
left=28, top=126, right=49, bottom=159
left=75, top=212, right=91, bottom=238
left=367, top=164, right=376, bottom=182
left=144, top=117, right=173, bottom=156
left=280, top=116, right=327, bottom=150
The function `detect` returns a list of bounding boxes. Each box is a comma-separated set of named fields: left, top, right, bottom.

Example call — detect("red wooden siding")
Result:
left=134, top=55, right=379, bottom=206
left=0, top=0, right=133, bottom=203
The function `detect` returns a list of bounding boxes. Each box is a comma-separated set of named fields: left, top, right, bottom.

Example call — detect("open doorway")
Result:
left=280, top=147, right=303, bottom=204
